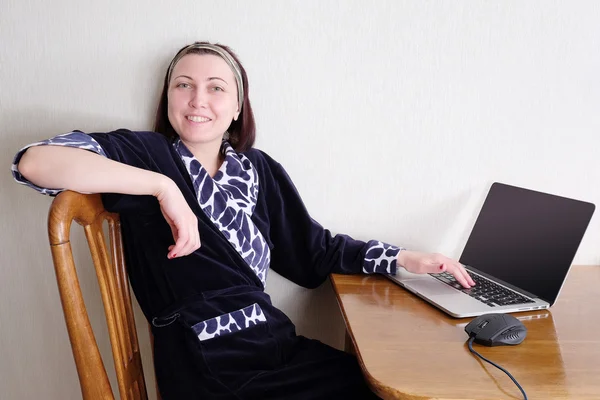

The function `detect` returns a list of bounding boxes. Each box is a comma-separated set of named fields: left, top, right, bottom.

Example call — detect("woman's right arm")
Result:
left=20, top=145, right=169, bottom=196
left=18, top=146, right=200, bottom=259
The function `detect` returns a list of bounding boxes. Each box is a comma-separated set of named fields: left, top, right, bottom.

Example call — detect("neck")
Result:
left=182, top=138, right=224, bottom=178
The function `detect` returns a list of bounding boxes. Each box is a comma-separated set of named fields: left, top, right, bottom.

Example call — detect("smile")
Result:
left=187, top=115, right=211, bottom=123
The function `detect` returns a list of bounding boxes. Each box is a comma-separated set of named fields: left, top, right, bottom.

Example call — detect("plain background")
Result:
left=1, top=1, right=599, bottom=398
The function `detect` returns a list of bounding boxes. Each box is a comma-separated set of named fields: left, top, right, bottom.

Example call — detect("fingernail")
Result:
left=172, top=253, right=177, bottom=258
left=439, top=264, right=444, bottom=270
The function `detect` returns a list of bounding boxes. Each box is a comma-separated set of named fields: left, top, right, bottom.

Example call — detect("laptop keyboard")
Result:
left=430, top=271, right=535, bottom=307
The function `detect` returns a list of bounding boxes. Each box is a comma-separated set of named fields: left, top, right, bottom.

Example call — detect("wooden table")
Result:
left=330, top=265, right=600, bottom=400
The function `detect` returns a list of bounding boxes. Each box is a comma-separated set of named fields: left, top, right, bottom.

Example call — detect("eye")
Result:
left=175, top=82, right=191, bottom=89
left=211, top=86, right=224, bottom=92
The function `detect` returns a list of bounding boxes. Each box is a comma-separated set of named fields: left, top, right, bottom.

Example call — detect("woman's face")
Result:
left=167, top=54, right=239, bottom=147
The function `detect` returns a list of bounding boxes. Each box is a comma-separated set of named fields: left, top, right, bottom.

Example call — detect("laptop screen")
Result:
left=459, top=182, right=595, bottom=305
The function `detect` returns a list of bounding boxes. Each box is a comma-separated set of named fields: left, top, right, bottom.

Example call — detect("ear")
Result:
left=233, top=110, right=240, bottom=121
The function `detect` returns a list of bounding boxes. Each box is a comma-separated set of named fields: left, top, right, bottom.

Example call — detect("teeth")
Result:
left=187, top=115, right=210, bottom=123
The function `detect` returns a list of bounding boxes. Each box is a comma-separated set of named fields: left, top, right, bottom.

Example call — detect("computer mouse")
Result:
left=464, top=313, right=527, bottom=346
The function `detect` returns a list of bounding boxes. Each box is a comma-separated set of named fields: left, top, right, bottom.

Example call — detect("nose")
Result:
left=189, top=89, right=207, bottom=108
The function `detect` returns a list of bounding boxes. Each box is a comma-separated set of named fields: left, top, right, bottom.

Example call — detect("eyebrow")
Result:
left=208, top=77, right=229, bottom=85
left=173, top=75, right=228, bottom=85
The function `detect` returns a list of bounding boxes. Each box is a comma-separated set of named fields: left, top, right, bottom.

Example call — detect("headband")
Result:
left=167, top=43, right=244, bottom=111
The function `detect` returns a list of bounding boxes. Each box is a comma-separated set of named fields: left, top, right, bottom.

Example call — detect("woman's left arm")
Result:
left=261, top=158, right=391, bottom=288
left=260, top=154, right=474, bottom=289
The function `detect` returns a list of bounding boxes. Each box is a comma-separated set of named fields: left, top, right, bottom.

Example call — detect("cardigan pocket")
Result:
left=175, top=293, right=282, bottom=391
left=191, top=303, right=267, bottom=342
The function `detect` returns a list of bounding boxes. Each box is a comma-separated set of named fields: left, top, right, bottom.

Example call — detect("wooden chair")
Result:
left=48, top=191, right=149, bottom=399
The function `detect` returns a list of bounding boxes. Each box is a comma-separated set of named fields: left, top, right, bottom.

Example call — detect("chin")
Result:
left=179, top=133, right=224, bottom=146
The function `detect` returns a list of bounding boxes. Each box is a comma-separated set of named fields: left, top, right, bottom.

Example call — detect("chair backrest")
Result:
left=48, top=191, right=148, bottom=400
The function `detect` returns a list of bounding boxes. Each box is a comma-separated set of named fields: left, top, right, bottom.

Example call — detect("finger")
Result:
left=183, top=227, right=201, bottom=255
left=176, top=225, right=201, bottom=257
left=446, top=263, right=471, bottom=288
left=167, top=225, right=178, bottom=256
left=453, top=262, right=475, bottom=286
left=180, top=236, right=198, bottom=257
left=454, top=263, right=474, bottom=288
left=168, top=230, right=189, bottom=259
left=461, top=264, right=476, bottom=286
left=178, top=218, right=200, bottom=256
left=167, top=239, right=180, bottom=259
left=190, top=223, right=201, bottom=251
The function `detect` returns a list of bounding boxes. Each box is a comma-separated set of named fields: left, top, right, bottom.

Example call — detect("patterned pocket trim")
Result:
left=191, top=303, right=267, bottom=342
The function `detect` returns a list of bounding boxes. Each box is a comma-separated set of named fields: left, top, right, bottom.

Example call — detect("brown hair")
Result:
left=153, top=42, right=256, bottom=152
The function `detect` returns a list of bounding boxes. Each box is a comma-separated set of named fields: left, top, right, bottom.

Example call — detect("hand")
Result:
left=397, top=250, right=475, bottom=288
left=154, top=177, right=201, bottom=259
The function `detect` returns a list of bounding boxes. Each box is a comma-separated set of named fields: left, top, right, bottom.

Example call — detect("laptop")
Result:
left=386, top=182, right=595, bottom=318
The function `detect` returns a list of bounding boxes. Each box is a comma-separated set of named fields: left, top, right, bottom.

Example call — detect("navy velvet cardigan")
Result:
left=13, top=129, right=401, bottom=396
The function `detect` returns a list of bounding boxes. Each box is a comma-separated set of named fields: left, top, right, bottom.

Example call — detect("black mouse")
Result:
left=464, top=313, right=527, bottom=346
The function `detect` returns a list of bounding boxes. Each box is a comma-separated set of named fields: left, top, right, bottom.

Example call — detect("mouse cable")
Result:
left=467, top=337, right=528, bottom=400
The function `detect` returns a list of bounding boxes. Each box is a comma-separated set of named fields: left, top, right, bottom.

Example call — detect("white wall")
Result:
left=1, top=1, right=599, bottom=398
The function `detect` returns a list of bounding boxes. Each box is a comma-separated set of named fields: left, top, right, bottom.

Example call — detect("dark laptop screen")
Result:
left=459, top=182, right=595, bottom=305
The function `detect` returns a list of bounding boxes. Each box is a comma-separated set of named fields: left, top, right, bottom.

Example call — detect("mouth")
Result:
left=186, top=115, right=211, bottom=123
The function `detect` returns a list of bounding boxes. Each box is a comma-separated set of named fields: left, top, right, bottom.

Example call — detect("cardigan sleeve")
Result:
left=11, top=131, right=107, bottom=196
left=259, top=152, right=401, bottom=289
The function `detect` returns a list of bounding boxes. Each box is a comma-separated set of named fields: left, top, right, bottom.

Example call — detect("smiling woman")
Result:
left=155, top=42, right=255, bottom=153
left=11, top=41, right=474, bottom=399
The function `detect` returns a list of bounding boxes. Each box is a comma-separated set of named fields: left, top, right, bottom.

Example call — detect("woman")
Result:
left=13, top=42, right=474, bottom=399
